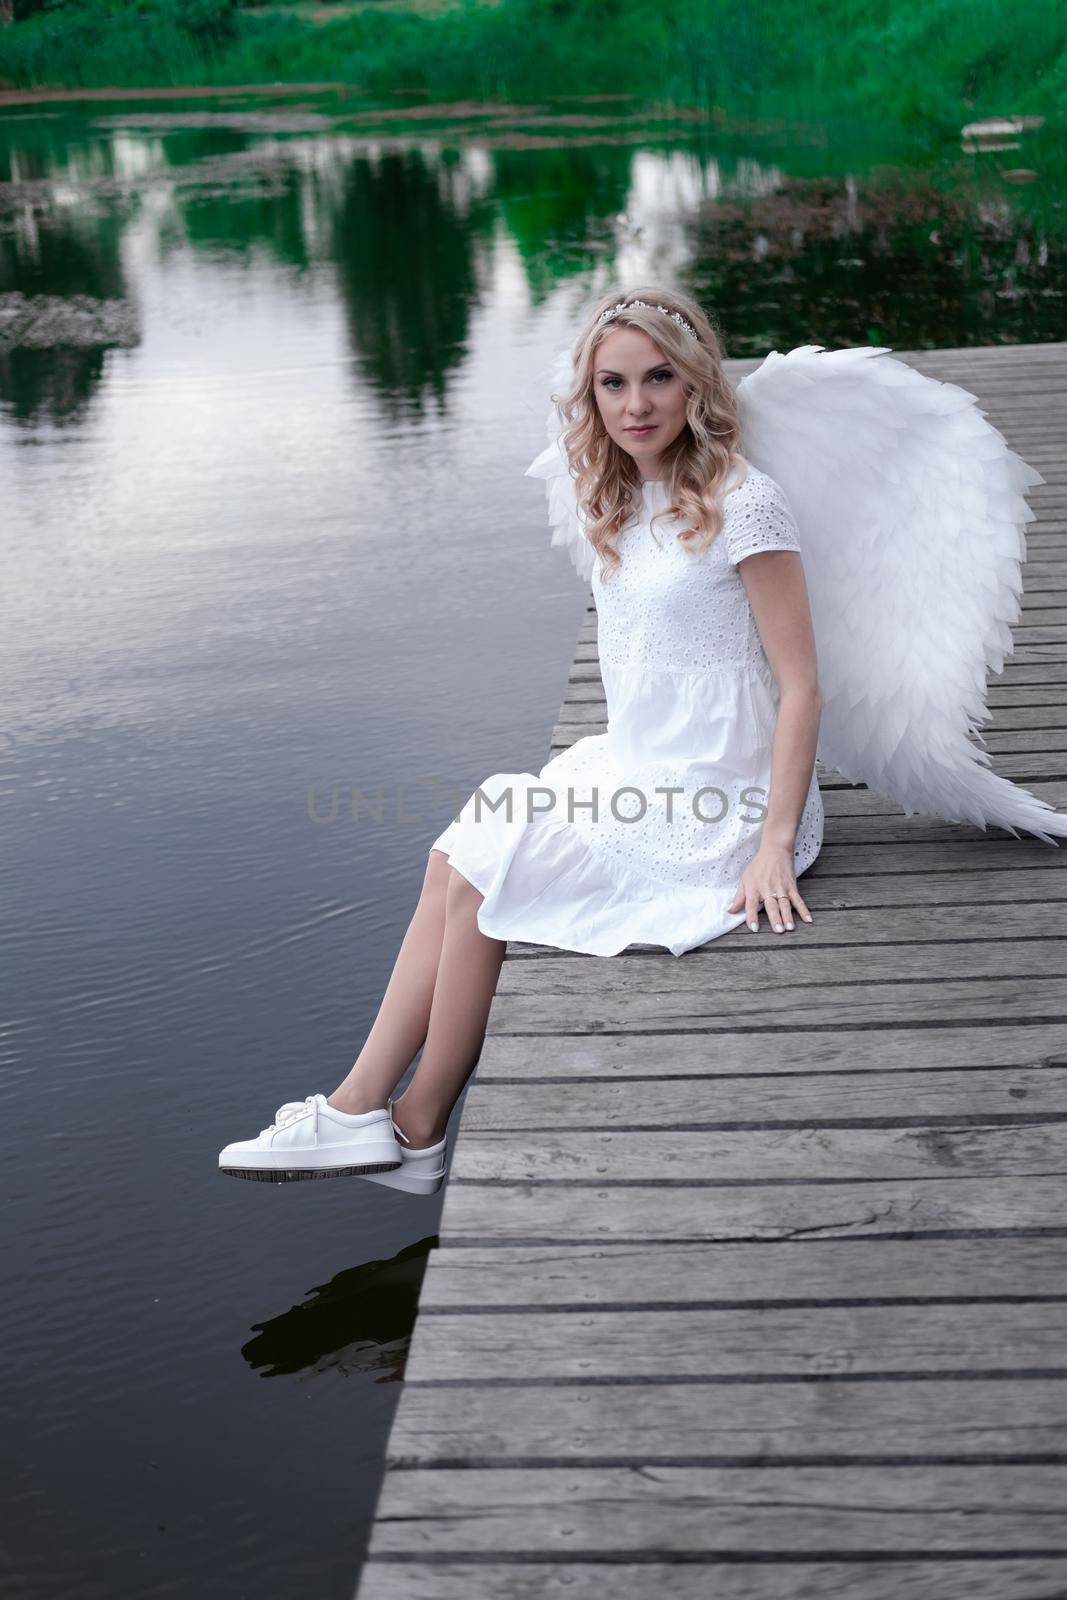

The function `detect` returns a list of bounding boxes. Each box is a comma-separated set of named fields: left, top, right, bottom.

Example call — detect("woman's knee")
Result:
left=425, top=848, right=484, bottom=915
left=423, top=847, right=454, bottom=903
left=444, top=861, right=484, bottom=915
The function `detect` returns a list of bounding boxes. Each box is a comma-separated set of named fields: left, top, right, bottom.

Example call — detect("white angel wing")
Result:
left=735, top=343, right=1066, bottom=845
left=523, top=343, right=597, bottom=585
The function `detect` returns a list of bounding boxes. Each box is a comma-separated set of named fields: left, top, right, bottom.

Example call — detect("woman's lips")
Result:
left=626, top=424, right=657, bottom=435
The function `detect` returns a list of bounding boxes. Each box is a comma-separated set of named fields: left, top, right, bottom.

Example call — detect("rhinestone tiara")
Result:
left=597, top=299, right=697, bottom=338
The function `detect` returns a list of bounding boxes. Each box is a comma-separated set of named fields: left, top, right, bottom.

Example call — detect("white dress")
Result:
left=430, top=465, right=823, bottom=957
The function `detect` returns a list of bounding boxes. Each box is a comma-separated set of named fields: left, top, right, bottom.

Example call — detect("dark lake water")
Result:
left=1, top=89, right=1061, bottom=1598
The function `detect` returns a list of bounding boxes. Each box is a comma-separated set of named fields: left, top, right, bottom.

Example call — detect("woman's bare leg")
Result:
left=389, top=866, right=507, bottom=1149
left=327, top=848, right=453, bottom=1115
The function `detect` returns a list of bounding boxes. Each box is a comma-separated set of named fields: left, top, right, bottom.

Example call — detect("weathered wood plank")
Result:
left=437, top=1174, right=1067, bottom=1241
left=470, top=1023, right=1067, bottom=1072
left=745, top=812, right=1066, bottom=843
left=471, top=1022, right=1067, bottom=1077
left=417, top=1237, right=1067, bottom=1307
left=384, top=1378, right=1067, bottom=1466
left=356, top=1559, right=1067, bottom=1600
left=459, top=1068, right=1067, bottom=1127
left=484, top=977, right=1067, bottom=1033
left=447, top=1123, right=1067, bottom=1184
left=368, top=1464, right=1067, bottom=1556
left=981, top=716, right=1067, bottom=740
left=493, top=941, right=1067, bottom=989
left=816, top=780, right=1067, bottom=815
left=820, top=754, right=1067, bottom=781
left=405, top=1302, right=1067, bottom=1381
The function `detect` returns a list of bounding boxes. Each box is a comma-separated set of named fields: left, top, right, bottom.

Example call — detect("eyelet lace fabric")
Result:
left=431, top=466, right=824, bottom=957
left=595, top=468, right=804, bottom=674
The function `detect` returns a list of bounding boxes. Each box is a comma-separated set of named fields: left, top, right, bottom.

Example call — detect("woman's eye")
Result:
left=601, top=372, right=672, bottom=391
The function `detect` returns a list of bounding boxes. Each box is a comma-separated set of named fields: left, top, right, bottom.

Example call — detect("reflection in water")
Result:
left=690, top=167, right=1067, bottom=351
left=0, top=343, right=108, bottom=426
left=0, top=135, right=140, bottom=420
left=493, top=143, right=631, bottom=295
left=333, top=148, right=482, bottom=410
left=0, top=101, right=1060, bottom=427
left=242, top=1238, right=435, bottom=1382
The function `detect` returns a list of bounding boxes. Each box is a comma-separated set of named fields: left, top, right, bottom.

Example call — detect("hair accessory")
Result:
left=598, top=299, right=697, bottom=338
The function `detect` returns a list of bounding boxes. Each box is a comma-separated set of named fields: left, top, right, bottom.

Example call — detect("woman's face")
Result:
left=592, top=324, right=689, bottom=479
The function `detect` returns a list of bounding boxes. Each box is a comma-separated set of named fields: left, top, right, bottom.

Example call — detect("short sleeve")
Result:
left=723, top=470, right=803, bottom=566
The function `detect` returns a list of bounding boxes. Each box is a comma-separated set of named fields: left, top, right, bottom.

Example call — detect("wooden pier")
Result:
left=355, top=341, right=1067, bottom=1599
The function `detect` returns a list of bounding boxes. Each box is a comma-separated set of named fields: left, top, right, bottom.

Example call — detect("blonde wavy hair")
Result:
left=555, top=286, right=748, bottom=577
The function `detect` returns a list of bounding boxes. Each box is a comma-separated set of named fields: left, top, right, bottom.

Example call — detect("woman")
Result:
left=218, top=285, right=1060, bottom=1193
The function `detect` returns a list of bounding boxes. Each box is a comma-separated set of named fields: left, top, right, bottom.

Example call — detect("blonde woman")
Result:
left=219, top=286, right=1061, bottom=1192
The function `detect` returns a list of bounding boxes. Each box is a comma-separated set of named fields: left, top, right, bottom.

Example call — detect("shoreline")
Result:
left=0, top=81, right=355, bottom=108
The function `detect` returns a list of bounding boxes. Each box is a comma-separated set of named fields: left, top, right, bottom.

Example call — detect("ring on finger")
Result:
left=765, top=891, right=792, bottom=930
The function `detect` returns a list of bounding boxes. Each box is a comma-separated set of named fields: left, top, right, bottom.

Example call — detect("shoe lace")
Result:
left=388, top=1101, right=411, bottom=1145
left=263, top=1095, right=317, bottom=1136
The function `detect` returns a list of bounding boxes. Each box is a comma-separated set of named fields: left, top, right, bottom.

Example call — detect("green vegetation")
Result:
left=0, top=0, right=1063, bottom=139
left=0, top=0, right=242, bottom=87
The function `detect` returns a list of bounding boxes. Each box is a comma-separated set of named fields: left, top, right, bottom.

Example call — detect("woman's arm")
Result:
left=741, top=547, right=822, bottom=844
left=728, top=548, right=822, bottom=931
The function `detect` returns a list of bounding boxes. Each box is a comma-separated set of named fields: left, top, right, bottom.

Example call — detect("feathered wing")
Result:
left=735, top=343, right=1066, bottom=843
left=522, top=343, right=597, bottom=585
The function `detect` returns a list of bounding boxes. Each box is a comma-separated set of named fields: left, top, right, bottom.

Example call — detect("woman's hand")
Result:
left=727, top=842, right=814, bottom=934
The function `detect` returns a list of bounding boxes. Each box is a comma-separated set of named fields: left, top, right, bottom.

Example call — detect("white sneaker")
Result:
left=218, top=1094, right=403, bottom=1182
left=355, top=1101, right=448, bottom=1196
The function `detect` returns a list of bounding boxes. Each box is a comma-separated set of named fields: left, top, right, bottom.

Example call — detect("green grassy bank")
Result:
left=0, top=0, right=1064, bottom=137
